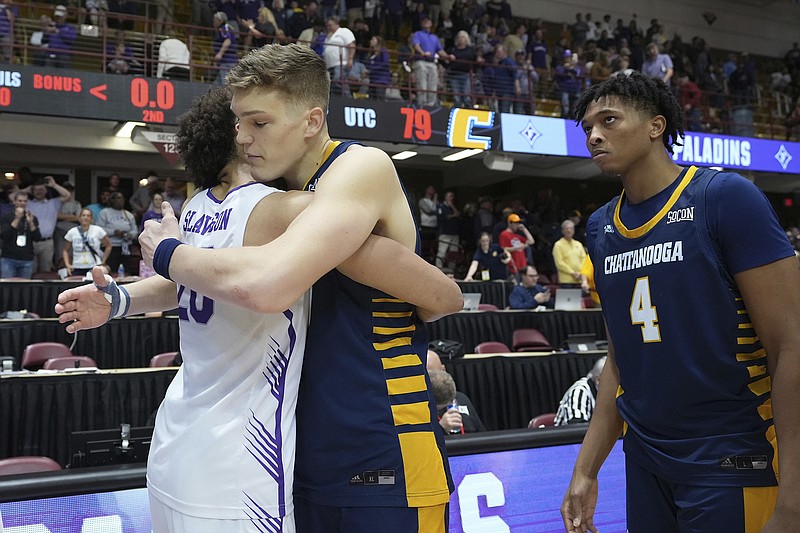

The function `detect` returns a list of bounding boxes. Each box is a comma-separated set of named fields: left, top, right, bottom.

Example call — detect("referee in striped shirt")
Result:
left=554, top=357, right=607, bottom=426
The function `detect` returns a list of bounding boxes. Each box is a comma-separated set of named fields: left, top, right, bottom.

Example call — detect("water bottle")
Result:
left=446, top=398, right=461, bottom=434
left=117, top=263, right=125, bottom=278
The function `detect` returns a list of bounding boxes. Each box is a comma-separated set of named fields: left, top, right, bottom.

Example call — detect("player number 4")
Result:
left=630, top=277, right=661, bottom=342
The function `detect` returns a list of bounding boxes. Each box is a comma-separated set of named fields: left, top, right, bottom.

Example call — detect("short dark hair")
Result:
left=176, top=87, right=237, bottom=190
left=574, top=71, right=684, bottom=154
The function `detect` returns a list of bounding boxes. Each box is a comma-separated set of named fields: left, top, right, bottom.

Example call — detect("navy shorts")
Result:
left=625, top=457, right=777, bottom=533
left=294, top=495, right=448, bottom=533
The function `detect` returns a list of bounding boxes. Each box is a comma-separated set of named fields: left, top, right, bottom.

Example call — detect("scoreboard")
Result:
left=0, top=65, right=208, bottom=125
left=1, top=65, right=798, bottom=176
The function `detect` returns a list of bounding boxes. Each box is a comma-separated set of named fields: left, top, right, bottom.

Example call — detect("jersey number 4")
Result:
left=630, top=277, right=661, bottom=342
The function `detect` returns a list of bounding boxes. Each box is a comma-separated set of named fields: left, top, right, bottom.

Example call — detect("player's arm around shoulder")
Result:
left=735, top=257, right=800, bottom=531
left=319, top=146, right=464, bottom=320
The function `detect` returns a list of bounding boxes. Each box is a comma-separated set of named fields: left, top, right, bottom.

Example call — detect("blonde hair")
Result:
left=226, top=43, right=330, bottom=113
left=456, top=30, right=472, bottom=46
left=258, top=6, right=278, bottom=27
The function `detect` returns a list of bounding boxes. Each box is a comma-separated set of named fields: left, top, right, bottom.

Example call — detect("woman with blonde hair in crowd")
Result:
left=63, top=208, right=111, bottom=278
left=243, top=6, right=284, bottom=50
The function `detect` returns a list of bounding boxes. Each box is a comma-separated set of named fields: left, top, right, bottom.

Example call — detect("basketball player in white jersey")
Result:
left=55, top=88, right=461, bottom=533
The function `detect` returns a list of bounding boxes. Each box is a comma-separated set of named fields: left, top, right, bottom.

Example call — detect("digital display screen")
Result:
left=0, top=441, right=626, bottom=532
left=0, top=65, right=209, bottom=125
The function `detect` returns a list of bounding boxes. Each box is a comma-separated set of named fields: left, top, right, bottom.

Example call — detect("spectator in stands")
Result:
left=46, top=5, right=76, bottom=69
left=503, top=21, right=526, bottom=61
left=235, top=0, right=260, bottom=47
left=85, top=188, right=111, bottom=221
left=509, top=264, right=552, bottom=309
left=482, top=43, right=516, bottom=113
left=83, top=0, right=108, bottom=26
left=436, top=190, right=461, bottom=269
left=140, top=191, right=165, bottom=231
left=212, top=11, right=239, bottom=85
left=97, top=190, right=137, bottom=273
left=129, top=171, right=159, bottom=221
left=412, top=15, right=444, bottom=107
left=473, top=197, right=495, bottom=236
left=589, top=50, right=611, bottom=85
left=554, top=356, right=606, bottom=426
left=383, top=70, right=404, bottom=100
left=162, top=178, right=185, bottom=216
left=153, top=0, right=173, bottom=34
left=641, top=42, right=673, bottom=85
left=0, top=191, right=39, bottom=278
left=212, top=0, right=238, bottom=27
left=106, top=0, right=136, bottom=31
left=323, top=15, right=355, bottom=97
left=728, top=53, right=756, bottom=106
left=427, top=350, right=486, bottom=434
left=29, top=15, right=52, bottom=67
left=365, top=35, right=390, bottom=99
left=514, top=48, right=537, bottom=114
left=499, top=213, right=534, bottom=280
left=26, top=177, right=70, bottom=274
left=285, top=0, right=317, bottom=39
left=554, top=50, right=583, bottom=119
left=106, top=30, right=138, bottom=74
left=526, top=27, right=549, bottom=81
left=552, top=218, right=586, bottom=285
left=156, top=36, right=190, bottom=80
left=0, top=0, right=19, bottom=64
left=383, top=0, right=404, bottom=42
left=54, top=182, right=81, bottom=269
left=243, top=6, right=282, bottom=50
left=62, top=208, right=111, bottom=278
left=571, top=12, right=589, bottom=50
left=676, top=74, right=702, bottom=131
left=464, top=231, right=509, bottom=281
left=610, top=54, right=633, bottom=77
left=444, top=30, right=478, bottom=108
left=351, top=18, right=370, bottom=62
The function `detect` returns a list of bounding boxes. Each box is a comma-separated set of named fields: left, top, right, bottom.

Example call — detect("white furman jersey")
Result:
left=147, top=182, right=309, bottom=527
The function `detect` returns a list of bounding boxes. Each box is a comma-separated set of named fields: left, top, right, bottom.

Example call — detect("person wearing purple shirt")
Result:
left=412, top=15, right=443, bottom=107
left=0, top=0, right=19, bottom=63
left=47, top=5, right=76, bottom=68
left=366, top=36, right=390, bottom=99
left=212, top=11, right=238, bottom=85
left=554, top=50, right=583, bottom=118
left=641, top=42, right=673, bottom=85
left=482, top=43, right=516, bottom=113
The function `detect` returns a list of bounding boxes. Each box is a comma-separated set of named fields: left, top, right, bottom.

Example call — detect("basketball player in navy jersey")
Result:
left=561, top=72, right=800, bottom=533
left=55, top=86, right=460, bottom=532
left=139, top=44, right=458, bottom=532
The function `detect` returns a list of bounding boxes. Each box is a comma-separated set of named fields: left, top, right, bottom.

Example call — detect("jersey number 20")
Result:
left=630, top=277, right=661, bottom=342
left=177, top=285, right=214, bottom=324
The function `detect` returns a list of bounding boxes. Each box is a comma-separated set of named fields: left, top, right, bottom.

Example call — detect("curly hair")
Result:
left=574, top=71, right=684, bottom=154
left=176, top=87, right=238, bottom=190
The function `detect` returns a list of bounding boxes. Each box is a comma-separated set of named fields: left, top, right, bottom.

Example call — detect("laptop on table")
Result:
left=554, top=288, right=583, bottom=311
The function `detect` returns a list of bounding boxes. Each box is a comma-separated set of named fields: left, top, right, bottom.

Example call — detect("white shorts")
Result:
left=149, top=492, right=296, bottom=533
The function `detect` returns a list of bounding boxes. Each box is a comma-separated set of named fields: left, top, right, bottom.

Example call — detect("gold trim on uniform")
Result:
left=381, top=354, right=422, bottom=370
left=613, top=166, right=698, bottom=238
left=387, top=375, right=428, bottom=395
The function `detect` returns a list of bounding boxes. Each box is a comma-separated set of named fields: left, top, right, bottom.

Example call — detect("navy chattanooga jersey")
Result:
left=294, top=141, right=453, bottom=507
left=588, top=165, right=794, bottom=487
